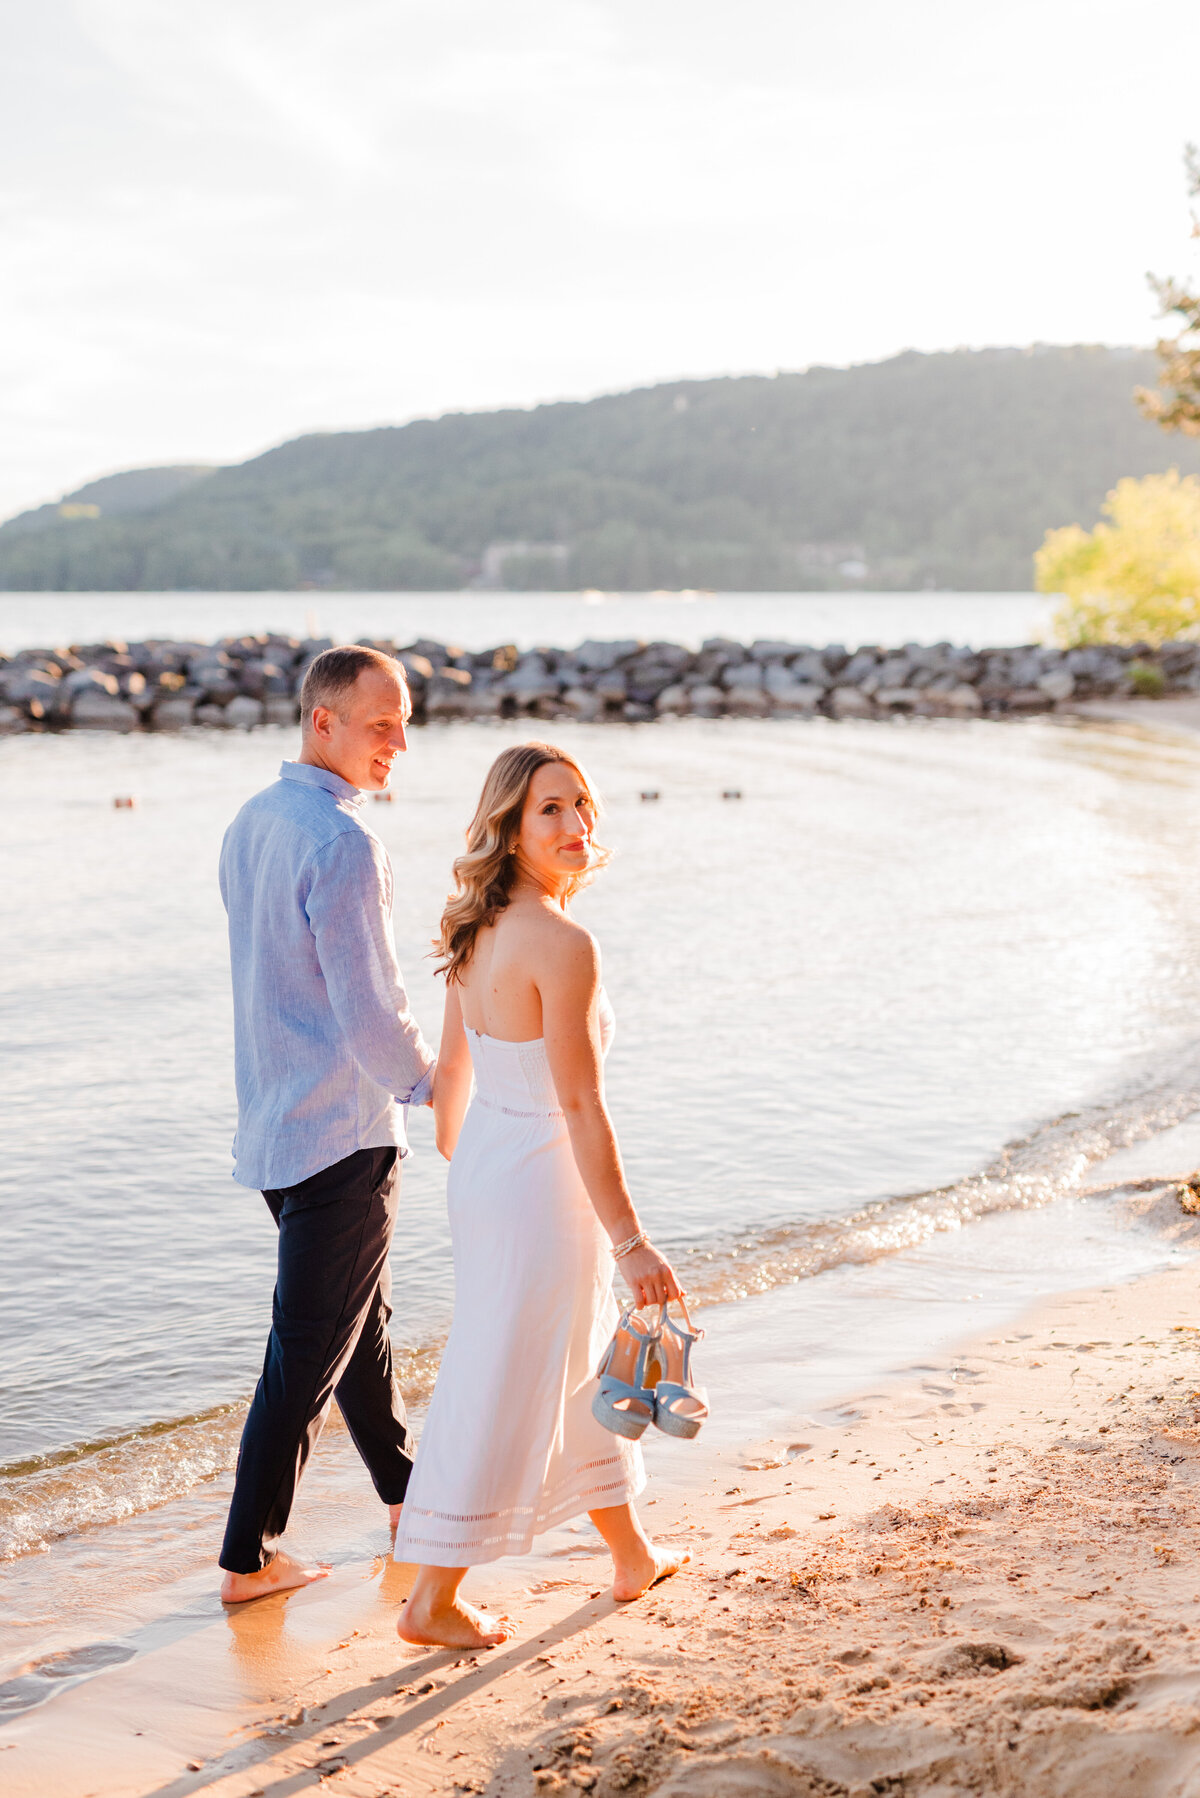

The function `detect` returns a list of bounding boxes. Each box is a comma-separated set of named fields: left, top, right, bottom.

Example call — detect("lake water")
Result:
left=0, top=588, right=1057, bottom=657
left=5, top=706, right=1200, bottom=1571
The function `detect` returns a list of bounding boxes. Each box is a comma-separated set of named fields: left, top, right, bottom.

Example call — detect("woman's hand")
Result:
left=618, top=1242, right=683, bottom=1310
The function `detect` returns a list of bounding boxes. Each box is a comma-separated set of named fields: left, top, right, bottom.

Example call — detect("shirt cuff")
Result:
left=408, top=1063, right=436, bottom=1108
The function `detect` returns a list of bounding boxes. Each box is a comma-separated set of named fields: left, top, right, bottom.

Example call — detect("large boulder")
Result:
left=0, top=703, right=30, bottom=733
left=722, top=662, right=765, bottom=692
left=839, top=650, right=879, bottom=685
left=1009, top=650, right=1049, bottom=689
left=654, top=683, right=691, bottom=714
left=925, top=684, right=983, bottom=716
left=695, top=638, right=745, bottom=681
left=789, top=651, right=830, bottom=687
left=225, top=695, right=265, bottom=729
left=563, top=686, right=603, bottom=721
left=573, top=639, right=639, bottom=673
left=191, top=661, right=240, bottom=704
left=688, top=683, right=725, bottom=716
left=62, top=666, right=119, bottom=697
left=498, top=658, right=560, bottom=709
left=70, top=690, right=138, bottom=731
left=875, top=655, right=915, bottom=688
left=263, top=696, right=299, bottom=726
left=769, top=682, right=824, bottom=714
left=723, top=668, right=769, bottom=715
left=874, top=687, right=921, bottom=713
left=1037, top=670, right=1075, bottom=702
left=593, top=671, right=628, bottom=705
left=3, top=667, right=61, bottom=716
left=828, top=686, right=876, bottom=719
left=152, top=695, right=197, bottom=730
left=396, top=652, right=434, bottom=689
left=239, top=658, right=293, bottom=697
left=625, top=643, right=692, bottom=701
left=425, top=668, right=474, bottom=718
left=1003, top=688, right=1056, bottom=715
left=399, top=638, right=450, bottom=667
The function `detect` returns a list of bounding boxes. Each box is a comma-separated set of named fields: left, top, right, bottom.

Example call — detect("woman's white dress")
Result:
left=393, top=992, right=644, bottom=1567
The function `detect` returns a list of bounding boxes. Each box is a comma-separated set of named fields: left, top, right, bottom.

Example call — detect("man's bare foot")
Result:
left=397, top=1595, right=513, bottom=1649
left=388, top=1502, right=402, bottom=1531
left=220, top=1550, right=331, bottom=1605
left=612, top=1545, right=690, bottom=1603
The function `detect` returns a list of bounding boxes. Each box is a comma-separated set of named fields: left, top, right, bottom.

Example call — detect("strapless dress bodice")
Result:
left=465, top=988, right=614, bottom=1118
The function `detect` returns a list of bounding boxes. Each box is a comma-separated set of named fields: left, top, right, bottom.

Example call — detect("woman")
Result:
left=394, top=742, right=688, bottom=1649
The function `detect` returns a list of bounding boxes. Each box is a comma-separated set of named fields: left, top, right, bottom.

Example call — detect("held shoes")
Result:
left=652, top=1298, right=708, bottom=1439
left=592, top=1300, right=708, bottom=1441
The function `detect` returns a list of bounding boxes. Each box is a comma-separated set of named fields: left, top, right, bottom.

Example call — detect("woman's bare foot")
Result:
left=612, top=1544, right=690, bottom=1603
left=220, top=1549, right=330, bottom=1605
left=397, top=1595, right=513, bottom=1649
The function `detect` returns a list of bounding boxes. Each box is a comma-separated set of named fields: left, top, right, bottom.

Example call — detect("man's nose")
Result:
left=387, top=721, right=408, bottom=753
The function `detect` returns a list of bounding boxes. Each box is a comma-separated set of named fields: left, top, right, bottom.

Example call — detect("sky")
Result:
left=2, top=0, right=1199, bottom=521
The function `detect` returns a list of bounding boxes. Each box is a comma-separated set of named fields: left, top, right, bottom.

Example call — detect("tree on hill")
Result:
left=5, top=347, right=1200, bottom=592
left=1035, top=469, right=1200, bottom=644
left=1137, top=144, right=1200, bottom=437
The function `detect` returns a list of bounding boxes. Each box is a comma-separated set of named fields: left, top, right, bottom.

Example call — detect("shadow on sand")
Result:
left=143, top=1591, right=620, bottom=1798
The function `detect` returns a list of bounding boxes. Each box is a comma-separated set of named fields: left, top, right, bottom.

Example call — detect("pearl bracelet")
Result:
left=611, top=1230, right=647, bottom=1261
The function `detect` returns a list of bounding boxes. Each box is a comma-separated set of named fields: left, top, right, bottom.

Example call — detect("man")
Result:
left=217, top=644, right=436, bottom=1602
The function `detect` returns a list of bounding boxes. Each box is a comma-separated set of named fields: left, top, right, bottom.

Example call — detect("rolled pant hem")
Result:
left=220, top=1146, right=411, bottom=1575
left=219, top=1547, right=278, bottom=1576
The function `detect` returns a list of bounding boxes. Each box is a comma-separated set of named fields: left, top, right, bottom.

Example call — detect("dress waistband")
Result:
left=473, top=1093, right=565, bottom=1121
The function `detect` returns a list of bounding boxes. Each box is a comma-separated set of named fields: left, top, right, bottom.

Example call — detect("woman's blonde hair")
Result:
left=436, top=741, right=611, bottom=982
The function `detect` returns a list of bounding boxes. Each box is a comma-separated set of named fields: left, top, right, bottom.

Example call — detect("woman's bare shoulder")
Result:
left=520, top=903, right=599, bottom=973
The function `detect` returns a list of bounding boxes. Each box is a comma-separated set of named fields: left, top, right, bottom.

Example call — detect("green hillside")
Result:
left=4, top=347, right=1198, bottom=592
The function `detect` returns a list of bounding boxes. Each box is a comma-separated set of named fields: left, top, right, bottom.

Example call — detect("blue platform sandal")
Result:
left=592, top=1306, right=664, bottom=1440
left=650, top=1298, right=708, bottom=1439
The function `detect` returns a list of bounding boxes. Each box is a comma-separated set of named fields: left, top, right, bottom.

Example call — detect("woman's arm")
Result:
left=540, top=924, right=681, bottom=1309
left=432, top=981, right=473, bottom=1160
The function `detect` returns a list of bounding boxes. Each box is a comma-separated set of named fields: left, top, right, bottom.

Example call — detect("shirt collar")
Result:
left=278, top=760, right=365, bottom=807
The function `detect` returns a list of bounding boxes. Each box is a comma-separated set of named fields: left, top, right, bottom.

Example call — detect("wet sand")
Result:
left=6, top=1128, right=1200, bottom=1797
left=1069, top=694, right=1200, bottom=738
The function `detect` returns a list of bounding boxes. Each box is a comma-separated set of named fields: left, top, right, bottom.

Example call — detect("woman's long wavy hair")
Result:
left=436, top=741, right=611, bottom=983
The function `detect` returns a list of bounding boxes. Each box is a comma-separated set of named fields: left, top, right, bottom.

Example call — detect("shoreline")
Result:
left=3, top=631, right=1199, bottom=734
left=5, top=1137, right=1200, bottom=1795
left=6, top=707, right=1200, bottom=1794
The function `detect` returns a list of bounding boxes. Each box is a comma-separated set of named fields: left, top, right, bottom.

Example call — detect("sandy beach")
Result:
left=5, top=1112, right=1200, bottom=1798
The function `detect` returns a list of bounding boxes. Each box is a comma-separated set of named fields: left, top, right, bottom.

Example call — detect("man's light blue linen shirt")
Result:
left=219, top=761, right=436, bottom=1190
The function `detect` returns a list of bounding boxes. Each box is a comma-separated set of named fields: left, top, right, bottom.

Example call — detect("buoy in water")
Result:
left=722, top=789, right=742, bottom=800
left=639, top=790, right=660, bottom=802
left=113, top=796, right=136, bottom=809
left=373, top=791, right=394, bottom=803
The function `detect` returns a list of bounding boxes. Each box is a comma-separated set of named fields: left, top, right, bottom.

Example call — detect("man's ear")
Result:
left=309, top=704, right=332, bottom=739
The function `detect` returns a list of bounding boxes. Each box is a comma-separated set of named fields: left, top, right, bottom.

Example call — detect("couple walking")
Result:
left=217, top=644, right=689, bottom=1647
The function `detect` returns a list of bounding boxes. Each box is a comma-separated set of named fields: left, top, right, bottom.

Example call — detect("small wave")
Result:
left=6, top=1049, right=1200, bottom=1561
left=676, top=1051, right=1200, bottom=1307
left=0, top=1354, right=447, bottom=1562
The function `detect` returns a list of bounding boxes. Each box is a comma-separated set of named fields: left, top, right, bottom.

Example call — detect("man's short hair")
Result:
left=299, top=645, right=411, bottom=727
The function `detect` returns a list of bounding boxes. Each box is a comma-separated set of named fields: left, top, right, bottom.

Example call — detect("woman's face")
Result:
left=515, top=760, right=596, bottom=889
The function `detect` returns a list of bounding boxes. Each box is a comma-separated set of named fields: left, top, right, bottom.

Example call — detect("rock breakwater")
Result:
left=1, top=632, right=1196, bottom=733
